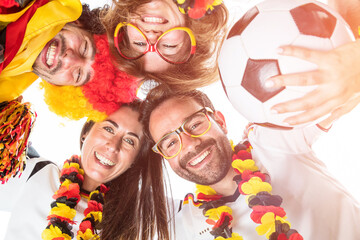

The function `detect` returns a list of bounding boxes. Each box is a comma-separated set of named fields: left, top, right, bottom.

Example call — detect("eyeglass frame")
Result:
left=113, top=22, right=197, bottom=64
left=152, top=107, right=214, bottom=159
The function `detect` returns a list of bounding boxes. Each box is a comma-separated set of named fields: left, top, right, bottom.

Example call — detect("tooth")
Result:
left=95, top=152, right=115, bottom=166
left=144, top=17, right=164, bottom=23
left=190, top=151, right=210, bottom=166
left=46, top=42, right=57, bottom=66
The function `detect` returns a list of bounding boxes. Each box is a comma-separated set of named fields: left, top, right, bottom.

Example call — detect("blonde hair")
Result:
left=101, top=0, right=229, bottom=92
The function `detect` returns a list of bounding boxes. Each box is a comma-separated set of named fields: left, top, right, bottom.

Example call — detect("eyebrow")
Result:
left=160, top=109, right=202, bottom=138
left=128, top=132, right=140, bottom=140
left=105, top=120, right=118, bottom=128
left=105, top=120, right=140, bottom=140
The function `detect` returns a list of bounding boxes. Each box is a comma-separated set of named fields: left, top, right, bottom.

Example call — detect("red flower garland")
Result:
left=173, top=0, right=223, bottom=19
left=42, top=155, right=109, bottom=240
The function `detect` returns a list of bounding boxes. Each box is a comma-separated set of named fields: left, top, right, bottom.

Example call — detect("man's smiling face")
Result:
left=32, top=22, right=96, bottom=86
left=149, top=97, right=233, bottom=185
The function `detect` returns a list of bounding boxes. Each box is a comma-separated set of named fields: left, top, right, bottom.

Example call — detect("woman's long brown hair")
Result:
left=80, top=100, right=171, bottom=239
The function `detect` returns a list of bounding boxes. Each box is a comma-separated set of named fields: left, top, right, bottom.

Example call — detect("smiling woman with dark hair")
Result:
left=0, top=100, right=170, bottom=240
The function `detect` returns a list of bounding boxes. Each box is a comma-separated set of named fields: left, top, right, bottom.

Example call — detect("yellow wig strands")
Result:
left=0, top=100, right=36, bottom=183
left=40, top=81, right=107, bottom=122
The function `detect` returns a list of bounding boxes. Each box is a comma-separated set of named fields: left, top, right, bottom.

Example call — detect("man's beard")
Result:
left=177, top=136, right=233, bottom=185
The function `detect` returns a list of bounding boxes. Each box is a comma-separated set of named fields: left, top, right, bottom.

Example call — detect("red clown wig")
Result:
left=41, top=34, right=138, bottom=121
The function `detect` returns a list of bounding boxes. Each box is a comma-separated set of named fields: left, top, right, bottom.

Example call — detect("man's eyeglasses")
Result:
left=114, top=22, right=196, bottom=64
left=152, top=107, right=213, bottom=159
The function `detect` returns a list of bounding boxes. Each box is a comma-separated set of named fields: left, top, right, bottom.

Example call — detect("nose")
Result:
left=105, top=138, right=121, bottom=153
left=144, top=29, right=162, bottom=45
left=179, top=133, right=201, bottom=153
left=61, top=48, right=83, bottom=69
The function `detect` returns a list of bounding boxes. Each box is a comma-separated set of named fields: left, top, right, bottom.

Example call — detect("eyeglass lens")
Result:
left=116, top=24, right=193, bottom=63
left=158, top=113, right=210, bottom=158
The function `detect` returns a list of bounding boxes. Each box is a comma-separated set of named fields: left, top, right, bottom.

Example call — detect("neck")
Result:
left=209, top=167, right=238, bottom=197
left=82, top=176, right=101, bottom=192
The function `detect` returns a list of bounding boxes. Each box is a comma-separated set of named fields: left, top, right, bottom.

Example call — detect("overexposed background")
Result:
left=1, top=0, right=360, bottom=239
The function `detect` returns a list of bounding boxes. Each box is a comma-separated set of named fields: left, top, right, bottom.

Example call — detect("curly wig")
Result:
left=41, top=35, right=138, bottom=121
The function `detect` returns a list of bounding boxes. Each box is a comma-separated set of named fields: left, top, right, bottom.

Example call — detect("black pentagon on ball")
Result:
left=242, top=59, right=284, bottom=103
left=227, top=6, right=259, bottom=39
left=290, top=3, right=336, bottom=38
left=219, top=71, right=229, bottom=98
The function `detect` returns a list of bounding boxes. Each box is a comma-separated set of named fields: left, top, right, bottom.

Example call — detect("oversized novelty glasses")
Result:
left=152, top=107, right=213, bottom=159
left=114, top=22, right=196, bottom=64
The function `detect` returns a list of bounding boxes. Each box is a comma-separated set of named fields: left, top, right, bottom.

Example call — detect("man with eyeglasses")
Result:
left=140, top=85, right=360, bottom=240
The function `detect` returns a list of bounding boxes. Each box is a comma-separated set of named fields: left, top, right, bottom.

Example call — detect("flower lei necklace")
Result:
left=42, top=155, right=109, bottom=240
left=173, top=0, right=223, bottom=19
left=194, top=142, right=303, bottom=240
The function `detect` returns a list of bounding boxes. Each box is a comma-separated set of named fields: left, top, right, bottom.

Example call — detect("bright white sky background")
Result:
left=1, top=0, right=360, bottom=239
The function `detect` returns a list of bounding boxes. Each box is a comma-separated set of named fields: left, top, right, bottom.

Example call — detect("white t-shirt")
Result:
left=174, top=125, right=360, bottom=240
left=0, top=158, right=88, bottom=240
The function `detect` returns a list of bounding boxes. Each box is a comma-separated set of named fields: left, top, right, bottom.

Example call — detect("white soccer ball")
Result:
left=218, top=0, right=354, bottom=128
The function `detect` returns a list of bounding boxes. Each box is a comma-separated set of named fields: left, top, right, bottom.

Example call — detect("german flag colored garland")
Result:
left=0, top=100, right=36, bottom=184
left=42, top=155, right=109, bottom=240
left=173, top=0, right=223, bottom=19
left=194, top=142, right=303, bottom=240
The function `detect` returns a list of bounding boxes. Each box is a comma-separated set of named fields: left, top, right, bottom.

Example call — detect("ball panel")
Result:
left=225, top=85, right=267, bottom=122
left=292, top=34, right=333, bottom=51
left=277, top=55, right=318, bottom=75
left=218, top=36, right=250, bottom=87
left=256, top=0, right=314, bottom=12
left=241, top=11, right=300, bottom=59
left=290, top=3, right=337, bottom=38
left=263, top=87, right=309, bottom=126
left=330, top=22, right=355, bottom=47
left=242, top=59, right=284, bottom=103
left=227, top=6, right=259, bottom=39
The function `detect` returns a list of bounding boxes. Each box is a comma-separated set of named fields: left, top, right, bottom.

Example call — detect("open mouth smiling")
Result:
left=188, top=149, right=211, bottom=167
left=42, top=39, right=60, bottom=69
left=95, top=151, right=115, bottom=167
left=142, top=16, right=168, bottom=24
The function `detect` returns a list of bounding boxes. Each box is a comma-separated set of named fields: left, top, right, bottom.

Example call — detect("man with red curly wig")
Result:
left=0, top=1, right=137, bottom=108
left=0, top=1, right=137, bottom=185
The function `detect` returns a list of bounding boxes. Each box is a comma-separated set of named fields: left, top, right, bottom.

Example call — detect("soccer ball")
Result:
left=218, top=0, right=354, bottom=128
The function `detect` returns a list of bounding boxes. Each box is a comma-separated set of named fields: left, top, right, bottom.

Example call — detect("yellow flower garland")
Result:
left=194, top=142, right=303, bottom=240
left=42, top=155, right=108, bottom=240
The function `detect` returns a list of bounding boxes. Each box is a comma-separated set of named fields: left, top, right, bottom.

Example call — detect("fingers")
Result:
left=273, top=90, right=344, bottom=125
left=329, top=95, right=360, bottom=121
left=278, top=45, right=324, bottom=63
left=15, top=95, right=23, bottom=103
left=272, top=88, right=330, bottom=113
left=266, top=70, right=320, bottom=88
left=265, top=45, right=327, bottom=88
left=317, top=96, right=360, bottom=128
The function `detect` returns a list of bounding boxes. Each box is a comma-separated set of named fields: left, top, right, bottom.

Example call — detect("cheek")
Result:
left=168, top=158, right=182, bottom=172
left=81, top=137, right=98, bottom=163
left=143, top=54, right=171, bottom=72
